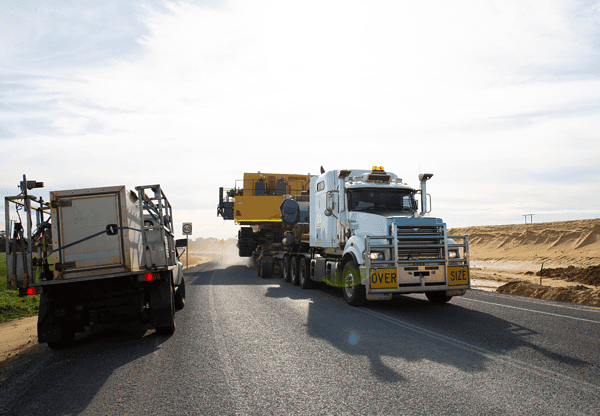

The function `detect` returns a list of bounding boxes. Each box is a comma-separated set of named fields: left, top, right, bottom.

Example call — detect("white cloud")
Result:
left=1, top=0, right=600, bottom=236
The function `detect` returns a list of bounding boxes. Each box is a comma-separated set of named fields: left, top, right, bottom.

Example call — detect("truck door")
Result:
left=325, top=191, right=337, bottom=246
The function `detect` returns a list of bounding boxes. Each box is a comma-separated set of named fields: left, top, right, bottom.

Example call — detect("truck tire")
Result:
left=238, top=227, right=255, bottom=257
left=425, top=291, right=452, bottom=304
left=342, top=261, right=366, bottom=306
left=299, top=257, right=313, bottom=289
left=260, top=261, right=272, bottom=279
left=47, top=326, right=75, bottom=350
left=175, top=277, right=186, bottom=310
left=282, top=256, right=291, bottom=282
left=156, top=279, right=176, bottom=335
left=290, top=256, right=300, bottom=286
left=273, top=259, right=283, bottom=278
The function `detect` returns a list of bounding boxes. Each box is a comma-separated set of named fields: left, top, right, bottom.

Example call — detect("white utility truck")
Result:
left=218, top=167, right=470, bottom=306
left=4, top=177, right=186, bottom=348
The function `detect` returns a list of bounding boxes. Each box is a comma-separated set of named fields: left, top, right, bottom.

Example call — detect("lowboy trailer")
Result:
left=218, top=167, right=470, bottom=306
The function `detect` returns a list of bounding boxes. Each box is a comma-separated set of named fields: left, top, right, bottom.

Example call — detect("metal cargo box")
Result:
left=50, top=186, right=143, bottom=279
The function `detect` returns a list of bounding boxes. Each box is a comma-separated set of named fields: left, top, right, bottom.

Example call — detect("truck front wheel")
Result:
left=342, top=261, right=366, bottom=306
left=175, top=277, right=186, bottom=310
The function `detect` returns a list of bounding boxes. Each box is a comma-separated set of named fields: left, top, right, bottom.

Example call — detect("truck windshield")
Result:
left=347, top=189, right=416, bottom=213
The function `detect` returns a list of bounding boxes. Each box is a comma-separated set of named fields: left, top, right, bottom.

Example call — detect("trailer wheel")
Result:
left=156, top=280, right=176, bottom=335
left=282, top=256, right=291, bottom=282
left=175, top=277, right=186, bottom=310
left=238, top=227, right=254, bottom=257
left=425, top=291, right=452, bottom=304
left=342, top=261, right=366, bottom=306
left=260, top=261, right=271, bottom=279
left=299, top=257, right=313, bottom=289
left=47, top=326, right=75, bottom=350
left=290, top=256, right=300, bottom=286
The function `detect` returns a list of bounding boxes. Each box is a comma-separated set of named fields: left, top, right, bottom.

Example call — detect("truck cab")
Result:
left=309, top=167, right=470, bottom=305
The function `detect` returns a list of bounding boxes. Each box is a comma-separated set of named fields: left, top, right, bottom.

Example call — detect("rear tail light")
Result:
left=26, top=287, right=36, bottom=296
left=145, top=273, right=154, bottom=281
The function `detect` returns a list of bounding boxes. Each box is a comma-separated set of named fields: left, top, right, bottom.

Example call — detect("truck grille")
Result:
left=396, top=225, right=445, bottom=261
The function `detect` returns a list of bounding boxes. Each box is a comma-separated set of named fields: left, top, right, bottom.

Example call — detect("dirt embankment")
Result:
left=449, top=218, right=600, bottom=267
left=450, top=218, right=600, bottom=306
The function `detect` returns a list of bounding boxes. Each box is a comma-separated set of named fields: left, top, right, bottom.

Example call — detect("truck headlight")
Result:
left=370, top=252, right=384, bottom=260
left=449, top=250, right=458, bottom=258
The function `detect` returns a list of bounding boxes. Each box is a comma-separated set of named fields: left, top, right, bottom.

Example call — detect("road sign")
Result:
left=182, top=222, right=192, bottom=235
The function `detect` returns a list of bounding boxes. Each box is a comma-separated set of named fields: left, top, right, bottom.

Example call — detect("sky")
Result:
left=1, top=0, right=600, bottom=239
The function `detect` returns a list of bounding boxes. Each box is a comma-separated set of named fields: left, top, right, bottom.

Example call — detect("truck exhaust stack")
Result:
left=419, top=173, right=433, bottom=216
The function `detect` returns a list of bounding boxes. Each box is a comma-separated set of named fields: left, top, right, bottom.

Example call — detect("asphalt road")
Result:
left=1, top=258, right=600, bottom=415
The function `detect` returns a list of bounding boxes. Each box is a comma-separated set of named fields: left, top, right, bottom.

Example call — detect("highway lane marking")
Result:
left=460, top=297, right=600, bottom=324
left=471, top=290, right=600, bottom=313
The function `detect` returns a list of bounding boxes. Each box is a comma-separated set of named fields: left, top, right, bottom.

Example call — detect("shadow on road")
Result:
left=191, top=260, right=589, bottom=384
left=2, top=319, right=176, bottom=415
left=187, top=259, right=277, bottom=286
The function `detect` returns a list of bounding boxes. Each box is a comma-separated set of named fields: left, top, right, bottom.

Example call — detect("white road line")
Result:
left=339, top=299, right=600, bottom=394
left=461, top=297, right=600, bottom=324
left=471, top=290, right=600, bottom=313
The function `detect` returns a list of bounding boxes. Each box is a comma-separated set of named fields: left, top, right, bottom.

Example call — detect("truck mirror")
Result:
left=324, top=208, right=332, bottom=217
left=175, top=238, right=188, bottom=248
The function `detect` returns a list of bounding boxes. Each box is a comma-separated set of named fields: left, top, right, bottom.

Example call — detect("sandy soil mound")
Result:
left=535, top=265, right=600, bottom=286
left=497, top=281, right=600, bottom=307
left=450, top=219, right=600, bottom=305
left=449, top=218, right=600, bottom=268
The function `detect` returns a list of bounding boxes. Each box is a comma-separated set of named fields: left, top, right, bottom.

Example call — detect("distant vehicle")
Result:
left=4, top=176, right=186, bottom=348
left=218, top=167, right=470, bottom=305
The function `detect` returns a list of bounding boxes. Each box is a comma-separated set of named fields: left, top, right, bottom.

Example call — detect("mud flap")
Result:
left=149, top=275, right=174, bottom=328
left=37, top=292, right=62, bottom=343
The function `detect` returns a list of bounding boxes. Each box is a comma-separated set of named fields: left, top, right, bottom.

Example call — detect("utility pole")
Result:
left=523, top=214, right=534, bottom=223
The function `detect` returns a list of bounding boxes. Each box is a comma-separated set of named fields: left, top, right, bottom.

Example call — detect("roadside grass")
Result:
left=0, top=253, right=41, bottom=324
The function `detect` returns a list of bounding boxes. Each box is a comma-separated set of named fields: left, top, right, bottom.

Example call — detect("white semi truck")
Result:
left=218, top=167, right=470, bottom=306
left=4, top=177, right=186, bottom=348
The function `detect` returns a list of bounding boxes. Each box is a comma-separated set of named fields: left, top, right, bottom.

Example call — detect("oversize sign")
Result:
left=370, top=268, right=397, bottom=289
left=448, top=266, right=469, bottom=286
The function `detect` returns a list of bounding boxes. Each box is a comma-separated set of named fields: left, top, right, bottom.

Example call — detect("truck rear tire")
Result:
left=238, top=227, right=255, bottom=257
left=299, top=257, right=312, bottom=289
left=260, top=261, right=272, bottom=278
left=46, top=326, right=75, bottom=350
left=155, top=280, right=176, bottom=335
left=290, top=256, right=300, bottom=286
left=282, top=256, right=291, bottom=282
left=175, top=277, right=186, bottom=310
left=425, top=291, right=452, bottom=304
left=342, top=261, right=366, bottom=306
